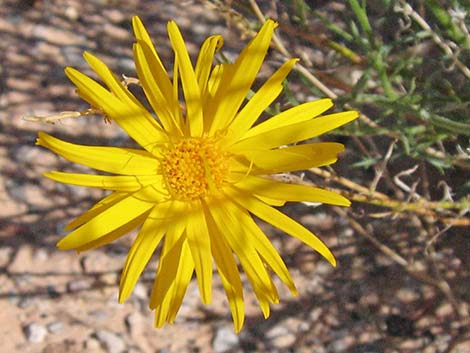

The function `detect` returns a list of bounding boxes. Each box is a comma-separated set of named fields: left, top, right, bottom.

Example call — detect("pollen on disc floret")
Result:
left=162, top=137, right=230, bottom=200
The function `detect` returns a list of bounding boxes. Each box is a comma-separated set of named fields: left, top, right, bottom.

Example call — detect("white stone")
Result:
left=47, top=321, right=63, bottom=334
left=24, top=322, right=48, bottom=343
left=96, top=329, right=126, bottom=353
left=213, top=326, right=240, bottom=353
left=267, top=325, right=296, bottom=349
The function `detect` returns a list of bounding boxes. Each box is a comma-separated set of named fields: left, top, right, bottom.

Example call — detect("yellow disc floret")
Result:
left=162, top=137, right=230, bottom=200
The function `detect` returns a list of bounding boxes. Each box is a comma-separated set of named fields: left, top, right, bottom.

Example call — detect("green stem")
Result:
left=347, top=0, right=374, bottom=45
left=420, top=109, right=470, bottom=135
left=425, top=0, right=470, bottom=48
left=314, top=10, right=354, bottom=42
left=373, top=52, right=399, bottom=100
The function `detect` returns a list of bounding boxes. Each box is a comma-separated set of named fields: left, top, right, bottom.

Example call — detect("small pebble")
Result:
left=266, top=325, right=296, bottom=349
left=23, top=322, right=48, bottom=343
left=84, top=337, right=102, bottom=350
left=125, top=313, right=143, bottom=336
left=64, top=6, right=79, bottom=21
left=88, top=309, right=109, bottom=321
left=47, top=321, right=63, bottom=334
left=66, top=279, right=90, bottom=293
left=133, top=282, right=148, bottom=300
left=213, top=326, right=239, bottom=353
left=95, top=329, right=126, bottom=353
left=18, top=297, right=35, bottom=309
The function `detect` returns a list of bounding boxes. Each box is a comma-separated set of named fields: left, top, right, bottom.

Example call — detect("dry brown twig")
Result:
left=23, top=108, right=101, bottom=124
left=337, top=206, right=469, bottom=324
left=395, top=0, right=470, bottom=79
left=369, top=139, right=396, bottom=193
left=309, top=167, right=470, bottom=219
left=22, top=75, right=141, bottom=124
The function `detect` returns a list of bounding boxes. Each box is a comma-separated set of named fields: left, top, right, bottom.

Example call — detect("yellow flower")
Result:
left=37, top=17, right=358, bottom=332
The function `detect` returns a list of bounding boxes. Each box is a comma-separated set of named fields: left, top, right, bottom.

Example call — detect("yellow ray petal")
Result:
left=37, top=132, right=158, bottom=175
left=209, top=200, right=278, bottom=304
left=255, top=195, right=287, bottom=207
left=133, top=17, right=183, bottom=133
left=134, top=41, right=182, bottom=135
left=120, top=200, right=187, bottom=303
left=44, top=172, right=163, bottom=192
left=233, top=203, right=297, bottom=295
left=185, top=201, right=212, bottom=304
left=227, top=155, right=251, bottom=175
left=154, top=240, right=194, bottom=326
left=65, top=192, right=127, bottom=231
left=132, top=16, right=161, bottom=65
left=154, top=278, right=175, bottom=328
left=241, top=260, right=274, bottom=318
left=206, top=63, right=226, bottom=99
left=119, top=204, right=173, bottom=303
left=154, top=287, right=175, bottom=327
left=237, top=142, right=345, bottom=174
left=83, top=51, right=144, bottom=108
left=236, top=175, right=350, bottom=206
left=149, top=228, right=186, bottom=308
left=56, top=186, right=161, bottom=250
left=83, top=51, right=169, bottom=129
left=208, top=20, right=278, bottom=134
left=167, top=21, right=203, bottom=137
left=241, top=99, right=333, bottom=139
left=65, top=67, right=167, bottom=153
left=76, top=212, right=148, bottom=252
left=233, top=111, right=359, bottom=151
left=172, top=57, right=184, bottom=133
left=167, top=240, right=195, bottom=323
left=231, top=192, right=336, bottom=266
left=204, top=203, right=244, bottom=332
left=257, top=295, right=272, bottom=319
left=149, top=219, right=186, bottom=310
left=65, top=67, right=125, bottom=116
left=226, top=58, right=298, bottom=142
left=227, top=163, right=287, bottom=206
left=195, top=35, right=224, bottom=100
left=82, top=52, right=167, bottom=144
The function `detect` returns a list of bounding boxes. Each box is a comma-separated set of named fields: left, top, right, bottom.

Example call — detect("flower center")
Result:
left=162, top=137, right=230, bottom=200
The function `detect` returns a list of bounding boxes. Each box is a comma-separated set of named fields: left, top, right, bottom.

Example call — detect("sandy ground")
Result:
left=1, top=1, right=469, bottom=352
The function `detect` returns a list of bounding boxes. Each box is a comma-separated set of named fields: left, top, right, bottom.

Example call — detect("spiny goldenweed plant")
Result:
left=27, top=0, right=469, bottom=336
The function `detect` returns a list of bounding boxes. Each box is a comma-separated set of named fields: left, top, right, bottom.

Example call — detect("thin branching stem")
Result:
left=396, top=0, right=470, bottom=79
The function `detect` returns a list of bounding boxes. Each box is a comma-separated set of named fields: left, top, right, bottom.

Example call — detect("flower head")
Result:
left=37, top=17, right=358, bottom=332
